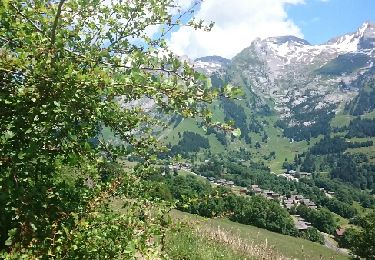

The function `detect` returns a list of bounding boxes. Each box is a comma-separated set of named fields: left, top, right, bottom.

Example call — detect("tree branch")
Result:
left=51, top=0, right=66, bottom=46
left=10, top=3, right=44, bottom=34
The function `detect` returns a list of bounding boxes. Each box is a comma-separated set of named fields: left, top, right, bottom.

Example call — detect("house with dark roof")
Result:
left=292, top=215, right=311, bottom=231
left=249, top=185, right=262, bottom=193
left=239, top=188, right=248, bottom=194
left=335, top=228, right=346, bottom=239
left=285, top=203, right=293, bottom=210
left=207, top=177, right=215, bottom=182
left=216, top=179, right=227, bottom=185
left=299, top=172, right=312, bottom=178
left=270, top=192, right=281, bottom=200
left=226, top=180, right=235, bottom=187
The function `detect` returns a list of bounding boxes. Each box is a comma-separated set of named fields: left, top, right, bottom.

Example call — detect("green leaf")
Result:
left=232, top=128, right=241, bottom=137
left=17, top=152, right=25, bottom=160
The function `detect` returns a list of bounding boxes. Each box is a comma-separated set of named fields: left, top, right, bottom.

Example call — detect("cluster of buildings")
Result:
left=278, top=173, right=299, bottom=182
left=292, top=215, right=312, bottom=231
left=207, top=177, right=235, bottom=187
left=249, top=185, right=282, bottom=200
left=319, top=187, right=335, bottom=198
left=170, top=164, right=343, bottom=235
left=278, top=170, right=312, bottom=182
left=168, top=162, right=192, bottom=171
left=248, top=185, right=317, bottom=210
left=276, top=170, right=335, bottom=198
left=248, top=185, right=318, bottom=231
left=175, top=168, right=330, bottom=233
left=283, top=195, right=318, bottom=210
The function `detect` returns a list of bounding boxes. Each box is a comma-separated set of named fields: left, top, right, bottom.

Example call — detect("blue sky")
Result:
left=168, top=0, right=375, bottom=58
left=287, top=0, right=375, bottom=44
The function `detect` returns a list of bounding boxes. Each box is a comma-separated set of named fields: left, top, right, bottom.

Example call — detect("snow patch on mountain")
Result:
left=327, top=22, right=375, bottom=52
left=193, top=56, right=231, bottom=75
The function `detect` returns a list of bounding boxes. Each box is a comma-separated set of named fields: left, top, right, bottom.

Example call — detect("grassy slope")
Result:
left=253, top=116, right=312, bottom=172
left=245, top=108, right=375, bottom=171
left=164, top=112, right=312, bottom=173
left=330, top=114, right=354, bottom=128
left=330, top=109, right=375, bottom=128
left=169, top=210, right=348, bottom=260
left=165, top=226, right=249, bottom=260
left=163, top=117, right=225, bottom=155
left=330, top=110, right=375, bottom=162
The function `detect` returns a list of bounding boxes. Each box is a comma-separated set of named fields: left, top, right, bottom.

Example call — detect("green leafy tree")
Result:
left=300, top=227, right=324, bottom=244
left=348, top=212, right=375, bottom=258
left=296, top=205, right=338, bottom=234
left=338, top=227, right=359, bottom=249
left=230, top=195, right=296, bottom=235
left=0, top=0, right=241, bottom=258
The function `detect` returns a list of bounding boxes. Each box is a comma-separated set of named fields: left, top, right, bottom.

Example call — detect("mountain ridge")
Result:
left=195, top=21, right=375, bottom=72
left=193, top=22, right=375, bottom=123
left=166, top=21, right=375, bottom=167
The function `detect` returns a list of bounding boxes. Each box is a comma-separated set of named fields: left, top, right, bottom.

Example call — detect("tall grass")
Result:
left=167, top=210, right=348, bottom=260
left=198, top=225, right=289, bottom=260
left=165, top=218, right=288, bottom=260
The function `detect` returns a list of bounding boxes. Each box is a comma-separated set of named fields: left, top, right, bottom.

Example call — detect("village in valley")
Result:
left=169, top=162, right=342, bottom=236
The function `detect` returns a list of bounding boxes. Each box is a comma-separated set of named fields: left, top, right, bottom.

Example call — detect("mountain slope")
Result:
left=165, top=21, right=375, bottom=171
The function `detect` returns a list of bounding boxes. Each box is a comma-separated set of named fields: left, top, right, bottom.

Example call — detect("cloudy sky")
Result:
left=167, top=0, right=375, bottom=59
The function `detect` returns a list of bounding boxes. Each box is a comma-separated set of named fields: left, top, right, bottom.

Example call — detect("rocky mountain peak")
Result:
left=223, top=21, right=375, bottom=121
left=245, top=34, right=332, bottom=76
left=263, top=35, right=310, bottom=46
left=326, top=21, right=375, bottom=52
left=358, top=21, right=375, bottom=50
left=195, top=55, right=231, bottom=65
left=358, top=21, right=375, bottom=36
left=193, top=55, right=230, bottom=75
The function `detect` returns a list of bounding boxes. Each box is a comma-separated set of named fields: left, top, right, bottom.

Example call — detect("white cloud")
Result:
left=168, top=0, right=305, bottom=59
